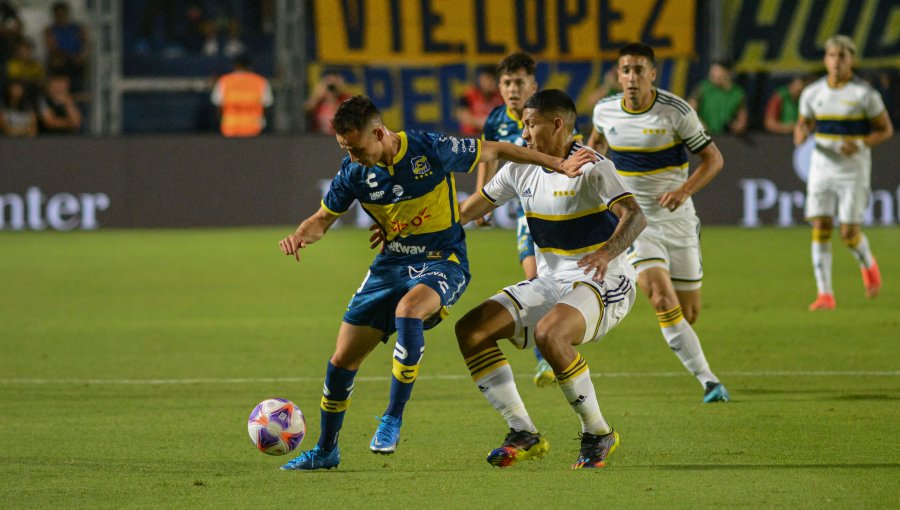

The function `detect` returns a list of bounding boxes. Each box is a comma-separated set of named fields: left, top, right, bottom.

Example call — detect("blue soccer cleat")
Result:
left=533, top=359, right=557, bottom=387
left=370, top=415, right=402, bottom=454
left=572, top=430, right=619, bottom=469
left=280, top=445, right=340, bottom=471
left=703, top=381, right=730, bottom=403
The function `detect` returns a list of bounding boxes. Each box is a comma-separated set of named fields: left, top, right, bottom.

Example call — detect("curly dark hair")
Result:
left=497, top=52, right=536, bottom=77
left=331, top=95, right=382, bottom=135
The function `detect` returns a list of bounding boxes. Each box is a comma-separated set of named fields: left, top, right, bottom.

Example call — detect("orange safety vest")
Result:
left=217, top=72, right=269, bottom=137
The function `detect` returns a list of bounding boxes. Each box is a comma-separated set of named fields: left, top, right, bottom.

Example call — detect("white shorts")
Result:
left=489, top=273, right=636, bottom=349
left=805, top=176, right=870, bottom=225
left=625, top=217, right=703, bottom=291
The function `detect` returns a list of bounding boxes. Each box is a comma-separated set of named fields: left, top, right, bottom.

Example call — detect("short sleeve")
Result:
left=863, top=87, right=887, bottom=119
left=798, top=86, right=814, bottom=119
left=321, top=160, right=356, bottom=216
left=675, top=104, right=712, bottom=153
left=591, top=102, right=605, bottom=135
left=480, top=162, right=518, bottom=206
left=432, top=134, right=482, bottom=174
left=586, top=159, right=633, bottom=207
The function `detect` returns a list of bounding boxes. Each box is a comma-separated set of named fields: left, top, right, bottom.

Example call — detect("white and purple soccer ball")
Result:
left=247, top=398, right=306, bottom=456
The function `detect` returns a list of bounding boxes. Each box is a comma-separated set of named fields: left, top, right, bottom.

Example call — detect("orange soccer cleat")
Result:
left=808, top=293, right=836, bottom=311
left=861, top=258, right=882, bottom=299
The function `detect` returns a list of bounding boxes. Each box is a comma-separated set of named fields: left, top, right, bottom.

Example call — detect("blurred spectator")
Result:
left=38, top=74, right=82, bottom=134
left=689, top=61, right=747, bottom=135
left=5, top=39, right=44, bottom=106
left=304, top=69, right=351, bottom=135
left=586, top=67, right=623, bottom=106
left=0, top=80, right=37, bottom=136
left=456, top=64, right=502, bottom=136
left=211, top=54, right=272, bottom=137
left=764, top=75, right=811, bottom=135
left=0, top=2, right=23, bottom=62
left=44, top=1, right=88, bottom=93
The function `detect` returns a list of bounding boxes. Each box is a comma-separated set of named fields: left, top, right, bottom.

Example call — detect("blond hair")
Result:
left=825, top=35, right=856, bottom=55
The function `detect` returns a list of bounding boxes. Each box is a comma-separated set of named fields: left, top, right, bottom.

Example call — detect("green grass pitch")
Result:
left=1, top=226, right=898, bottom=508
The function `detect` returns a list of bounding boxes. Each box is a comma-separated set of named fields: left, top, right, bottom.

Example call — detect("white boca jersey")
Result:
left=592, top=89, right=711, bottom=224
left=481, top=143, right=636, bottom=282
left=799, top=76, right=885, bottom=180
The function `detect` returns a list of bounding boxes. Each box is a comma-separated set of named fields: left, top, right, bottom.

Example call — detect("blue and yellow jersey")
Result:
left=591, top=88, right=711, bottom=223
left=323, top=131, right=482, bottom=268
left=482, top=104, right=583, bottom=146
left=799, top=76, right=885, bottom=175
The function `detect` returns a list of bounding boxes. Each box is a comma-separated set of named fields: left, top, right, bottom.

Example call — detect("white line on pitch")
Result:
left=0, top=370, right=898, bottom=386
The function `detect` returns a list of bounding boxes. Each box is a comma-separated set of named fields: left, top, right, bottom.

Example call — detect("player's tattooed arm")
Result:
left=577, top=196, right=646, bottom=281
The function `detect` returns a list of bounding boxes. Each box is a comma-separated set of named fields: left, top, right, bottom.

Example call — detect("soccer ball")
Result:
left=247, top=398, right=306, bottom=455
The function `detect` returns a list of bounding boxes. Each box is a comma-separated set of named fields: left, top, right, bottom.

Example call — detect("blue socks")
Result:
left=317, top=360, right=357, bottom=451
left=534, top=345, right=545, bottom=362
left=384, top=317, right=425, bottom=419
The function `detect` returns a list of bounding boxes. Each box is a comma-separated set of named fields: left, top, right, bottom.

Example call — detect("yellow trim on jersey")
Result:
left=573, top=281, right=606, bottom=341
left=448, top=253, right=460, bottom=264
left=376, top=131, right=409, bottom=176
left=815, top=114, right=867, bottom=121
left=505, top=107, right=524, bottom=128
left=622, top=89, right=657, bottom=114
left=656, top=306, right=684, bottom=328
left=539, top=241, right=606, bottom=256
left=608, top=140, right=679, bottom=153
left=392, top=358, right=420, bottom=383
left=525, top=205, right=609, bottom=221
left=607, top=193, right=635, bottom=209
left=320, top=396, right=351, bottom=413
left=320, top=200, right=346, bottom=216
left=362, top=179, right=454, bottom=241
left=466, top=139, right=483, bottom=173
left=814, top=133, right=865, bottom=141
left=616, top=163, right=688, bottom=176
left=450, top=173, right=461, bottom=221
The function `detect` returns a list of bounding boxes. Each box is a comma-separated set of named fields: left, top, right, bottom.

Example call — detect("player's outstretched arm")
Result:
left=577, top=197, right=646, bottom=281
left=473, top=160, right=499, bottom=225
left=459, top=192, right=498, bottom=225
left=480, top=140, right=596, bottom=177
left=279, top=207, right=340, bottom=262
left=657, top=142, right=724, bottom=212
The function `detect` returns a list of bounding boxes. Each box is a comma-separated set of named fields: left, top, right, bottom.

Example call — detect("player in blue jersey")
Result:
left=477, top=52, right=582, bottom=387
left=457, top=90, right=646, bottom=469
left=794, top=35, right=893, bottom=311
left=587, top=43, right=729, bottom=403
left=278, top=96, right=593, bottom=471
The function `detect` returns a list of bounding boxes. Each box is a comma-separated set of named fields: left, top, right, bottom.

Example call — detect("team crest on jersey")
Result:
left=411, top=156, right=431, bottom=175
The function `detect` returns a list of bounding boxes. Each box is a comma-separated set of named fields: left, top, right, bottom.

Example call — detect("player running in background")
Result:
left=587, top=43, right=729, bottom=403
left=794, top=35, right=894, bottom=311
left=457, top=89, right=646, bottom=469
left=278, top=96, right=592, bottom=471
left=477, top=52, right=582, bottom=387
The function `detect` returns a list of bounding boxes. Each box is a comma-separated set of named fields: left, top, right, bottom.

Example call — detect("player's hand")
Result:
left=577, top=249, right=613, bottom=282
left=657, top=188, right=691, bottom=212
left=369, top=224, right=385, bottom=249
left=474, top=212, right=493, bottom=226
left=839, top=140, right=860, bottom=156
left=279, top=234, right=307, bottom=262
left=558, top=149, right=598, bottom=177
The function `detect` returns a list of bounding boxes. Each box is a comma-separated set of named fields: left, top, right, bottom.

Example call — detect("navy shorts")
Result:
left=343, top=259, right=470, bottom=341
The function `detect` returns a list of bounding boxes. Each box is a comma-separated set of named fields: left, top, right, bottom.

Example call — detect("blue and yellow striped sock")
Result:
left=384, top=317, right=424, bottom=419
left=317, top=360, right=357, bottom=451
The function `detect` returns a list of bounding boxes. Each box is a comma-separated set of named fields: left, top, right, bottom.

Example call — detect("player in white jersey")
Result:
left=456, top=90, right=647, bottom=469
left=587, top=42, right=729, bottom=403
left=794, top=35, right=894, bottom=311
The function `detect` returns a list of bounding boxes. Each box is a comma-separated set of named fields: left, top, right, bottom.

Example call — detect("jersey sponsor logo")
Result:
left=521, top=187, right=533, bottom=198
left=392, top=184, right=404, bottom=197
left=369, top=190, right=385, bottom=200
left=387, top=241, right=427, bottom=254
left=411, top=155, right=431, bottom=175
left=366, top=172, right=378, bottom=188
left=389, top=206, right=432, bottom=235
left=498, top=125, right=509, bottom=137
